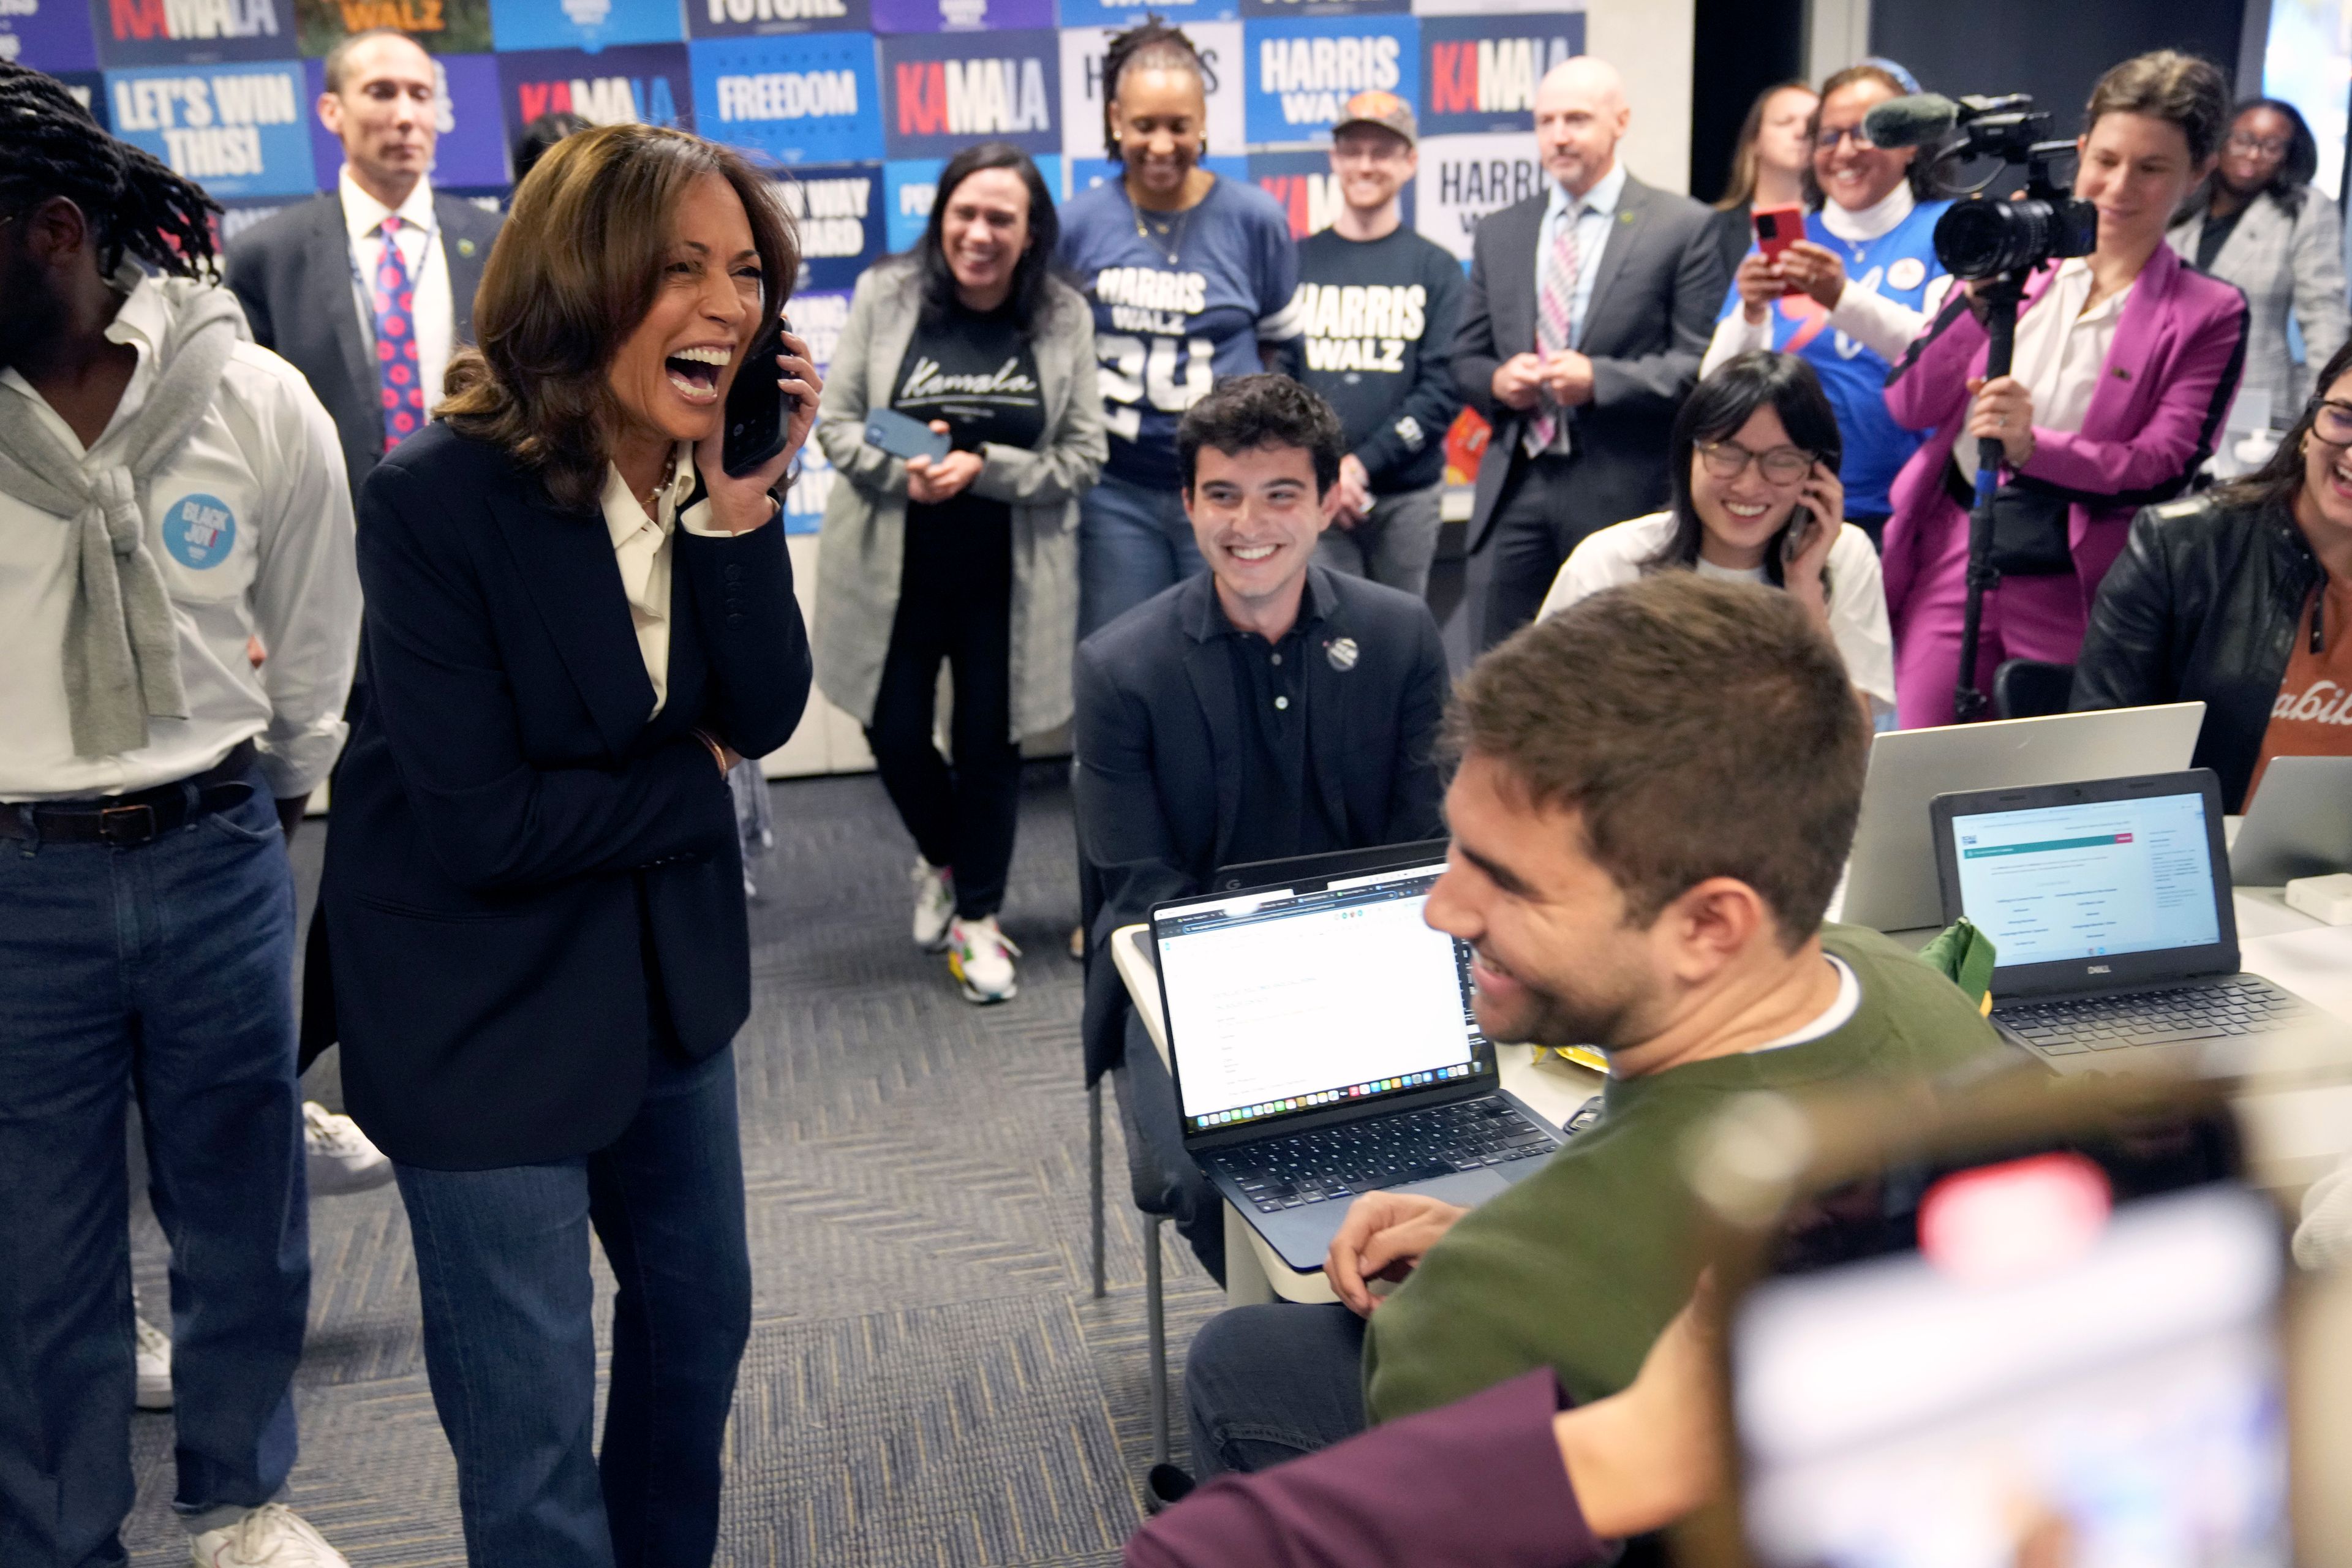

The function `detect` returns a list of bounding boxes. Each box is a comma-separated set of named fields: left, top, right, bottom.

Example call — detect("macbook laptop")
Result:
left=2230, top=756, right=2352, bottom=887
left=1152, top=849, right=1574, bottom=1272
left=1839, top=703, right=2205, bottom=933
left=1928, top=769, right=2315, bottom=1076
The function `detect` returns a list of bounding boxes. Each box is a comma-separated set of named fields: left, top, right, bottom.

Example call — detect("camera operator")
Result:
left=1879, top=51, right=2248, bottom=728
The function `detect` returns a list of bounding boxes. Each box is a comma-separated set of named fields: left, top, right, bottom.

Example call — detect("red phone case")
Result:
left=1753, top=205, right=1807, bottom=298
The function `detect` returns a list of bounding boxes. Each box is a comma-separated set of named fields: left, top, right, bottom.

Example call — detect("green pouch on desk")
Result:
left=1917, top=917, right=1998, bottom=1014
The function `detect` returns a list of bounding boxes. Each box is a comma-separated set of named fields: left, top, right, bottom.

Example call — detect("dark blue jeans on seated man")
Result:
left=393, top=1041, right=751, bottom=1568
left=0, top=768, right=309, bottom=1568
left=1185, top=1300, right=1369, bottom=1476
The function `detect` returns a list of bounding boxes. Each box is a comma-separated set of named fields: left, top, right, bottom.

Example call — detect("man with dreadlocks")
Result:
left=0, top=61, right=359, bottom=1568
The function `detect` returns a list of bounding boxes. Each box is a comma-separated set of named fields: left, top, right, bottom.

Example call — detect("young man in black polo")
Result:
left=1292, top=90, right=1466, bottom=601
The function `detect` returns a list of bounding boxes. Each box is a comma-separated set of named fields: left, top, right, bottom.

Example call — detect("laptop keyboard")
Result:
left=1209, top=1099, right=1560, bottom=1215
left=1999, top=977, right=2308, bottom=1055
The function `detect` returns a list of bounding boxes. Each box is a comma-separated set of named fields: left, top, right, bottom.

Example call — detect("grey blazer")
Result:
left=1450, top=173, right=1723, bottom=552
left=2169, top=186, right=2350, bottom=417
left=224, top=189, right=503, bottom=495
left=813, top=260, right=1106, bottom=742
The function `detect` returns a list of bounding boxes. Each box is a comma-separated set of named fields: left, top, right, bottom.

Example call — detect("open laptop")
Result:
left=1152, top=848, right=1573, bottom=1272
left=1928, top=769, right=2315, bottom=1077
left=1838, top=703, right=2205, bottom=933
left=2231, top=756, right=2352, bottom=886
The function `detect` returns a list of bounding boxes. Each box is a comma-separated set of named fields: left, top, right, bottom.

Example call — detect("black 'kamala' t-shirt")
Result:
left=888, top=301, right=1046, bottom=546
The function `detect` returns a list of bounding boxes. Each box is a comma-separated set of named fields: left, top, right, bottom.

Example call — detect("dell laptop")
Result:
left=1152, top=848, right=1573, bottom=1272
left=1929, top=769, right=2315, bottom=1076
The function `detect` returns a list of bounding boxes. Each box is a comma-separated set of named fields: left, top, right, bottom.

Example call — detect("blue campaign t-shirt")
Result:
left=1719, top=198, right=1951, bottom=518
left=1058, top=176, right=1303, bottom=488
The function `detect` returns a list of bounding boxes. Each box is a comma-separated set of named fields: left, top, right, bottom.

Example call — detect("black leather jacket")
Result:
left=2072, top=488, right=2325, bottom=812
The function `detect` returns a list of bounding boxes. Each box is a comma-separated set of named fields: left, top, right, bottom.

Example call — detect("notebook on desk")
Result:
left=1152, top=848, right=1578, bottom=1272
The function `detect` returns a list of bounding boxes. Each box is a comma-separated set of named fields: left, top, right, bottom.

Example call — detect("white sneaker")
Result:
left=946, top=915, right=1020, bottom=1004
left=189, top=1504, right=350, bottom=1567
left=303, top=1102, right=393, bottom=1196
left=910, top=857, right=956, bottom=951
left=134, top=1308, right=173, bottom=1411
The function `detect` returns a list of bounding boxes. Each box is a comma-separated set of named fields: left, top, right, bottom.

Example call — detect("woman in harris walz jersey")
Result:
left=1056, top=17, right=1305, bottom=638
left=1702, top=61, right=1953, bottom=549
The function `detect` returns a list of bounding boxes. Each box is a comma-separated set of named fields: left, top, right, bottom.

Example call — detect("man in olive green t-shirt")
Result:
left=1182, top=572, right=2007, bottom=1476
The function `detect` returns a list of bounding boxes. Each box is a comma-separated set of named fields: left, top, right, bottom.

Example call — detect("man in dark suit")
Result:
left=225, top=27, right=503, bottom=497
left=1076, top=375, right=1449, bottom=1280
left=1452, top=55, right=1724, bottom=652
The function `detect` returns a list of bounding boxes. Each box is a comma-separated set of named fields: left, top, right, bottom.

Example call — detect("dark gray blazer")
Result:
left=1451, top=172, right=1724, bottom=552
left=225, top=190, right=503, bottom=494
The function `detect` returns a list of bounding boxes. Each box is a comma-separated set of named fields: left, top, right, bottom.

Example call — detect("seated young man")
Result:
left=1076, top=374, right=1449, bottom=1281
left=1183, top=573, right=2007, bottom=1471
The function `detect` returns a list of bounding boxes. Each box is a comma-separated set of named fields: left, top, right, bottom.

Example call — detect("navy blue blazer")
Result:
left=1074, top=566, right=1449, bottom=1082
left=318, top=423, right=811, bottom=1169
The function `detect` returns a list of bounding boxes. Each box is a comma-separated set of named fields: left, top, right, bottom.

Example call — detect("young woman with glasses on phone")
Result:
left=2075, top=337, right=2352, bottom=812
left=1539, top=350, right=1894, bottom=719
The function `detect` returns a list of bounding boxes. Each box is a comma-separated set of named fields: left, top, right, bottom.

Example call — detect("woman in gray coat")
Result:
left=814, top=143, right=1104, bottom=1004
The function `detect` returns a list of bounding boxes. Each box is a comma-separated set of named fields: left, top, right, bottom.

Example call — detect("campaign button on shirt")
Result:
left=163, top=493, right=238, bottom=570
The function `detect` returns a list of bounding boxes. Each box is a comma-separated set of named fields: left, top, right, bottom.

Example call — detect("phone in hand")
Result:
left=865, top=405, right=952, bottom=465
left=1752, top=205, right=1806, bottom=297
left=721, top=312, right=795, bottom=478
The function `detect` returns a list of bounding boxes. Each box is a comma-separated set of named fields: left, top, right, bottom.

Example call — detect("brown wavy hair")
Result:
left=437, top=124, right=799, bottom=512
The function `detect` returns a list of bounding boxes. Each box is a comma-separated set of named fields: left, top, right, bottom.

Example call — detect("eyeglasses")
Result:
left=1814, top=125, right=1877, bottom=151
left=1696, top=439, right=1814, bottom=485
left=2225, top=132, right=2291, bottom=158
left=2310, top=401, right=2352, bottom=447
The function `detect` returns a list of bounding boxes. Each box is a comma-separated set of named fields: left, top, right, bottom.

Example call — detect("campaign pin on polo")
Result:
left=1325, top=636, right=1359, bottom=671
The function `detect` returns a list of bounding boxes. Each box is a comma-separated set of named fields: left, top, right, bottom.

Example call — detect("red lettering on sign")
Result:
left=111, top=0, right=167, bottom=40
left=895, top=61, right=944, bottom=136
left=1257, top=176, right=1310, bottom=239
left=1430, top=42, right=1477, bottom=116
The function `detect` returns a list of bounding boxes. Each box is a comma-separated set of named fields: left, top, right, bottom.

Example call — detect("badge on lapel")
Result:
left=1325, top=636, right=1359, bottom=672
left=458, top=238, right=478, bottom=258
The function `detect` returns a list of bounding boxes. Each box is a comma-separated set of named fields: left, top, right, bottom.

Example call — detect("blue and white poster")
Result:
left=1416, top=10, right=1578, bottom=138
left=780, top=285, right=851, bottom=535
left=486, top=0, right=684, bottom=53
left=496, top=43, right=692, bottom=142
left=1057, top=18, right=1243, bottom=163
left=1241, top=15, right=1415, bottom=147
left=1053, top=0, right=1233, bottom=28
left=878, top=29, right=1058, bottom=159
left=105, top=60, right=316, bottom=196
left=304, top=51, right=510, bottom=192
left=870, top=0, right=1049, bottom=33
left=1, top=0, right=97, bottom=69
left=685, top=0, right=870, bottom=36
left=93, top=0, right=297, bottom=66
left=689, top=32, right=881, bottom=164
left=772, top=161, right=885, bottom=290
left=1238, top=0, right=1405, bottom=18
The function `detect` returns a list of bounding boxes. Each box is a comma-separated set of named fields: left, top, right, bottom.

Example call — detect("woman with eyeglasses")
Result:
left=2167, top=98, right=2349, bottom=421
left=1540, top=351, right=1893, bottom=718
left=2074, top=338, right=2352, bottom=812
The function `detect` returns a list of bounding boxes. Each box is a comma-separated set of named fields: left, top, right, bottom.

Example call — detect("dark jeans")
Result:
left=1184, top=1302, right=1368, bottom=1476
left=867, top=511, right=1021, bottom=921
left=0, top=768, right=309, bottom=1568
left=394, top=1043, right=751, bottom=1568
left=1079, top=470, right=1207, bottom=639
left=1471, top=451, right=1589, bottom=652
left=1110, top=1011, right=1225, bottom=1284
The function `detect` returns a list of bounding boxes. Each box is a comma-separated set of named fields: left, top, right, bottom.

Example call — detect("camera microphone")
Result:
left=1861, top=93, right=1959, bottom=149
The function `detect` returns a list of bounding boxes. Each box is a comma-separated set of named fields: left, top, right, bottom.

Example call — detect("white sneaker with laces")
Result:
left=946, top=915, right=1020, bottom=1004
left=134, top=1308, right=173, bottom=1412
left=910, top=857, right=956, bottom=951
left=303, top=1101, right=393, bottom=1196
left=189, top=1504, right=350, bottom=1567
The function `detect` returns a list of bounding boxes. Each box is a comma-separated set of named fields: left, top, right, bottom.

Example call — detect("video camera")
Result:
left=1861, top=91, right=2097, bottom=281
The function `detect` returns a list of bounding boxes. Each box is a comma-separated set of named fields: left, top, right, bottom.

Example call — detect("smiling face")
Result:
left=940, top=165, right=1031, bottom=311
left=1812, top=78, right=1913, bottom=214
left=2296, top=368, right=2352, bottom=546
left=604, top=172, right=763, bottom=450
left=1690, top=403, right=1809, bottom=568
left=2218, top=104, right=2294, bottom=200
left=1111, top=67, right=1208, bottom=203
left=2075, top=111, right=2206, bottom=257
left=1534, top=59, right=1629, bottom=199
left=318, top=34, right=437, bottom=202
left=1329, top=124, right=1415, bottom=214
left=1754, top=85, right=1819, bottom=186
left=1185, top=441, right=1332, bottom=622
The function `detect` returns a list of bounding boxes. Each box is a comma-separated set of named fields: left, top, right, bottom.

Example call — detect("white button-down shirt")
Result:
left=0, top=276, right=360, bottom=799
left=341, top=165, right=453, bottom=418
left=1957, top=256, right=2132, bottom=484
left=1539, top=157, right=1629, bottom=350
left=597, top=442, right=734, bottom=720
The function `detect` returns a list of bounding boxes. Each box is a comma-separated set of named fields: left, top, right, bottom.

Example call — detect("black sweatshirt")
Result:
left=1293, top=224, right=1466, bottom=494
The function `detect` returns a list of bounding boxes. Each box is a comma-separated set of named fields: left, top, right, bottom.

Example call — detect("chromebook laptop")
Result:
left=2230, top=756, right=2352, bottom=887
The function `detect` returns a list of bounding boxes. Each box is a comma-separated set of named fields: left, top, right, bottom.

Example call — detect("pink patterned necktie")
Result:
left=371, top=214, right=424, bottom=450
left=1528, top=208, right=1581, bottom=454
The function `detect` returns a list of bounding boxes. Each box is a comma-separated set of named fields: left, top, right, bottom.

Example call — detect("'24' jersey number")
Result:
left=1096, top=332, right=1213, bottom=441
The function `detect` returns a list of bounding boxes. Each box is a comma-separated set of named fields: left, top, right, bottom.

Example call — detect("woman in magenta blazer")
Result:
left=1881, top=53, right=2248, bottom=728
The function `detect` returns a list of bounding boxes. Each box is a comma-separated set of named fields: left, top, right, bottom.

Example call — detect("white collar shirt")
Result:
left=341, top=165, right=453, bottom=423
left=1958, top=256, right=2131, bottom=483
left=598, top=441, right=734, bottom=720
left=0, top=275, right=360, bottom=799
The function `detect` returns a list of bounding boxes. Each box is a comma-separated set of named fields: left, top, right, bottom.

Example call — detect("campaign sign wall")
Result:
left=49, top=67, right=112, bottom=122
left=485, top=0, right=682, bottom=53
left=304, top=51, right=507, bottom=188
left=684, top=0, right=869, bottom=38
left=883, top=153, right=1061, bottom=251
left=1247, top=146, right=1408, bottom=238
left=773, top=162, right=884, bottom=290
left=1238, top=0, right=1405, bottom=20
left=499, top=43, right=691, bottom=145
left=1054, top=0, right=1231, bottom=26
left=94, top=0, right=298, bottom=66
left=1414, top=129, right=1542, bottom=261
left=879, top=29, right=1058, bottom=160
left=1057, top=19, right=1240, bottom=163
left=690, top=33, right=879, bottom=164
left=779, top=286, right=850, bottom=535
left=1241, top=16, right=1415, bottom=147
left=209, top=194, right=293, bottom=248
left=870, top=0, right=1048, bottom=33
left=107, top=60, right=315, bottom=195
left=2, top=0, right=99, bottom=69
left=1416, top=10, right=1577, bottom=137
left=296, top=0, right=491, bottom=55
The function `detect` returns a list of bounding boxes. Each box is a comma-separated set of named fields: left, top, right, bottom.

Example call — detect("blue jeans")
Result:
left=0, top=767, right=308, bottom=1568
left=1183, top=1302, right=1368, bottom=1476
left=394, top=1043, right=751, bottom=1568
left=1079, top=470, right=1207, bottom=640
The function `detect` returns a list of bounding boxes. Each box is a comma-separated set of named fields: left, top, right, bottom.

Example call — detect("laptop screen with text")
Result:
left=1153, top=862, right=1493, bottom=1136
left=1948, top=790, right=2222, bottom=970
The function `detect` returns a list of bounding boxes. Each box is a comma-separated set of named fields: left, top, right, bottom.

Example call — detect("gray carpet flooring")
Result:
left=123, top=766, right=1223, bottom=1566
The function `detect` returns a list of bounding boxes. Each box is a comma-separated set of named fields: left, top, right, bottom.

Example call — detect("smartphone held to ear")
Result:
left=722, top=314, right=797, bottom=478
left=864, top=406, right=952, bottom=465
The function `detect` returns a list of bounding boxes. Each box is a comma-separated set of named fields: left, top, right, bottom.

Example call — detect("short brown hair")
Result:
left=1446, top=574, right=1868, bottom=946
left=322, top=27, right=425, bottom=94
left=439, top=124, right=799, bottom=511
left=2084, top=50, right=2230, bottom=166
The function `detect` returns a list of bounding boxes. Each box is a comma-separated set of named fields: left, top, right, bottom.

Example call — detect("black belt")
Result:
left=1, top=741, right=259, bottom=846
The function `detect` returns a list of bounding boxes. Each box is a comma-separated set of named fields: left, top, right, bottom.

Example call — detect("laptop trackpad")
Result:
left=1255, top=1165, right=1517, bottom=1273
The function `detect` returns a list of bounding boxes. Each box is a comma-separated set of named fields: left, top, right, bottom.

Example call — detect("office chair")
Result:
left=1992, top=658, right=2076, bottom=720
